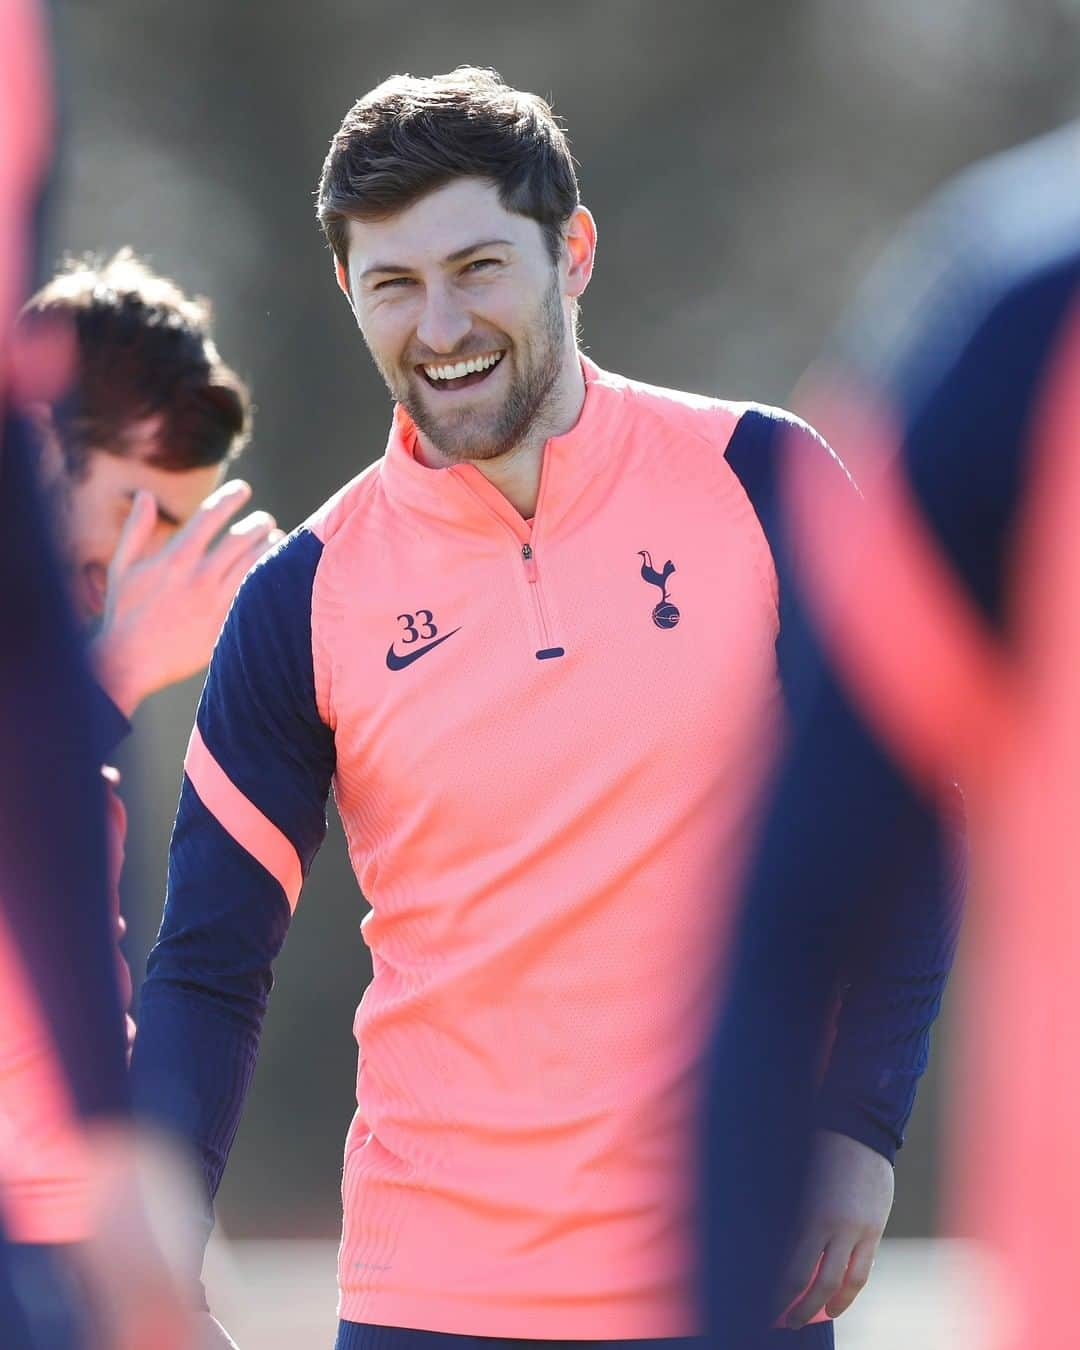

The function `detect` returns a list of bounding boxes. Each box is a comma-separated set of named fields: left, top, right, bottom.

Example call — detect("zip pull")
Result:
left=521, top=542, right=539, bottom=582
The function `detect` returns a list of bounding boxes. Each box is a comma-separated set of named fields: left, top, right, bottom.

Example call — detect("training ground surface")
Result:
left=203, top=1237, right=1000, bottom=1349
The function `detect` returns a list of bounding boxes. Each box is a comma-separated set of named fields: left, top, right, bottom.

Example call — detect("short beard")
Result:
left=390, top=273, right=566, bottom=464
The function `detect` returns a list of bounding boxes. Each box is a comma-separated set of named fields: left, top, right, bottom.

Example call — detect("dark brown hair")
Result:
left=316, top=66, right=580, bottom=267
left=18, top=250, right=251, bottom=476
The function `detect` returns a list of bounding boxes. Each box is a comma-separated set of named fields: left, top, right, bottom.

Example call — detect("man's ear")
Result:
left=563, top=205, right=597, bottom=301
left=334, top=256, right=351, bottom=299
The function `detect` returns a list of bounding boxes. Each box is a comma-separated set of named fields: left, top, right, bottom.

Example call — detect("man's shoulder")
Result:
left=594, top=361, right=819, bottom=448
left=221, top=460, right=388, bottom=650
left=592, top=361, right=833, bottom=468
left=224, top=524, right=326, bottom=637
left=303, top=458, right=383, bottom=546
left=725, top=401, right=832, bottom=455
left=722, top=402, right=853, bottom=508
left=591, top=361, right=745, bottom=453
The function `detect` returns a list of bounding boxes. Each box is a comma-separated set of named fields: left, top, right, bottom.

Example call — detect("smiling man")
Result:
left=131, top=68, right=955, bottom=1350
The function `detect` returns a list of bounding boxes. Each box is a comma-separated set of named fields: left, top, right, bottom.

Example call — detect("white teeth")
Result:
left=424, top=351, right=504, bottom=382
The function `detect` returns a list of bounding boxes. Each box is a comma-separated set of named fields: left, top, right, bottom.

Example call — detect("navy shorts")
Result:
left=334, top=1321, right=835, bottom=1350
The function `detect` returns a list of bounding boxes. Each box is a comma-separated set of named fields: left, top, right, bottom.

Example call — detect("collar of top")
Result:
left=378, top=354, right=622, bottom=536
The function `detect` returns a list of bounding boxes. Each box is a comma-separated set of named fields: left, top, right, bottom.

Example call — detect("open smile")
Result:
left=418, top=349, right=505, bottom=392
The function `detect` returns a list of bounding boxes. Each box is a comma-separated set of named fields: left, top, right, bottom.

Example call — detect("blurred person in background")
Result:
left=0, top=2, right=224, bottom=1347
left=4, top=246, right=280, bottom=1347
left=701, top=120, right=1080, bottom=1350
left=20, top=249, right=279, bottom=724
left=131, top=66, right=955, bottom=1350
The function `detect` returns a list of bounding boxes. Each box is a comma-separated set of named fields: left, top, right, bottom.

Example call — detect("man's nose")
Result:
left=415, top=285, right=472, bottom=356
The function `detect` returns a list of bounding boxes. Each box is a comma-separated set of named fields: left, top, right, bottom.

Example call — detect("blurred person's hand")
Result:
left=91, top=481, right=283, bottom=717
left=72, top=1124, right=207, bottom=1350
left=779, top=1129, right=894, bottom=1329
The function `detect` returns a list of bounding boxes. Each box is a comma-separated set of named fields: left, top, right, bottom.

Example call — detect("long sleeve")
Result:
left=701, top=635, right=945, bottom=1347
left=130, top=526, right=335, bottom=1268
left=724, top=407, right=959, bottom=1163
left=0, top=412, right=129, bottom=1121
left=815, top=793, right=965, bottom=1159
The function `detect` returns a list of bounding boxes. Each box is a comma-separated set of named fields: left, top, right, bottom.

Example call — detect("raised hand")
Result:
left=92, top=480, right=283, bottom=717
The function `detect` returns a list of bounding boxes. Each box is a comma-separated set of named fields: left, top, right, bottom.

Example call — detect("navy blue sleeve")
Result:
left=701, top=622, right=950, bottom=1345
left=701, top=218, right=1080, bottom=1344
left=815, top=802, right=964, bottom=1158
left=0, top=412, right=129, bottom=1119
left=724, top=406, right=960, bottom=1162
left=130, top=527, right=335, bottom=1272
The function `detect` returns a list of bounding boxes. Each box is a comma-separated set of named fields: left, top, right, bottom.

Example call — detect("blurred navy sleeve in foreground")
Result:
left=704, top=414, right=963, bottom=1346
left=0, top=412, right=129, bottom=1119
left=700, top=122, right=1080, bottom=1344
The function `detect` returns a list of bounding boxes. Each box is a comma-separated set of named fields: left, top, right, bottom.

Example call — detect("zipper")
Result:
left=447, top=467, right=564, bottom=659
left=520, top=542, right=564, bottom=660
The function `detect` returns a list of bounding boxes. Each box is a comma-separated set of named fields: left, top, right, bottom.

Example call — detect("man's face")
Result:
left=341, top=178, right=572, bottom=463
left=44, top=427, right=222, bottom=623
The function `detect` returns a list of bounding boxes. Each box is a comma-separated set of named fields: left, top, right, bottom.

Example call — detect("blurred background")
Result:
left=45, top=0, right=1080, bottom=1344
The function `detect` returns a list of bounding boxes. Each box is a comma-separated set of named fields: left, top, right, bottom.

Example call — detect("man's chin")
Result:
left=404, top=399, right=507, bottom=464
left=433, top=424, right=520, bottom=464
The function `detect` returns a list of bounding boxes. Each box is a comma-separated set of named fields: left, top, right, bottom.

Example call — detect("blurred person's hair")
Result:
left=18, top=249, right=252, bottom=478
left=316, top=66, right=580, bottom=268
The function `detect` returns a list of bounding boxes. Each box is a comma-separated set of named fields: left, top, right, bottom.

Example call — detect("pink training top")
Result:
left=168, top=358, right=874, bottom=1336
left=191, top=358, right=782, bottom=1335
left=315, top=364, right=780, bottom=1335
left=0, top=776, right=131, bottom=1242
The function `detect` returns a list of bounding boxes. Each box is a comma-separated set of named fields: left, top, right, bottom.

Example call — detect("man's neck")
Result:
left=417, top=347, right=586, bottom=520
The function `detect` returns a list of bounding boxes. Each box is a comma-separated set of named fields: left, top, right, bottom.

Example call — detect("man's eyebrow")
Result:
left=443, top=238, right=514, bottom=264
left=360, top=239, right=515, bottom=281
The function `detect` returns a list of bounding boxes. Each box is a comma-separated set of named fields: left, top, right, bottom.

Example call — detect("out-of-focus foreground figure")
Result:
left=702, top=120, right=1080, bottom=1350
left=0, top=3, right=217, bottom=1347
left=7, top=249, right=274, bottom=1350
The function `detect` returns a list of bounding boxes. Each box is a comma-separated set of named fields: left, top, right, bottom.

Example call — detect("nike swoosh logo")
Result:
left=385, top=627, right=462, bottom=671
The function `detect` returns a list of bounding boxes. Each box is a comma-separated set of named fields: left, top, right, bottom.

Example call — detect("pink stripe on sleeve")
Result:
left=184, top=725, right=303, bottom=910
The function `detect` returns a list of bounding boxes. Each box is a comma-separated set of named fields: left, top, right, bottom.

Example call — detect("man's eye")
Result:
left=465, top=258, right=499, bottom=273
left=374, top=277, right=414, bottom=290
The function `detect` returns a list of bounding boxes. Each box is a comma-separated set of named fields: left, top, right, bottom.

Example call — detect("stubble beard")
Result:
left=384, top=274, right=567, bottom=465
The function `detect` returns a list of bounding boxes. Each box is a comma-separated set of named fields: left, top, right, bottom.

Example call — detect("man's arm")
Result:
left=717, top=408, right=960, bottom=1330
left=702, top=244, right=1072, bottom=1343
left=815, top=798, right=964, bottom=1156
left=726, top=408, right=958, bottom=1161
left=701, top=652, right=942, bottom=1346
left=130, top=526, right=335, bottom=1278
